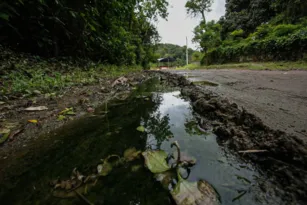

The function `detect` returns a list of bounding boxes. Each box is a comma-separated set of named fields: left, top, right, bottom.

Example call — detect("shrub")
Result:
left=202, top=28, right=307, bottom=65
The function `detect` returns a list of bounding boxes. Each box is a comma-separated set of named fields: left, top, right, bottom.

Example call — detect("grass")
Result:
left=0, top=62, right=142, bottom=98
left=176, top=61, right=307, bottom=71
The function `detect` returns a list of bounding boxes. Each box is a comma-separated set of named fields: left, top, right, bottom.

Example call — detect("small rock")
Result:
left=87, top=107, right=94, bottom=113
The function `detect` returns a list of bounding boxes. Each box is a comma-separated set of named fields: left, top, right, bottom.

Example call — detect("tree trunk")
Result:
left=201, top=11, right=206, bottom=23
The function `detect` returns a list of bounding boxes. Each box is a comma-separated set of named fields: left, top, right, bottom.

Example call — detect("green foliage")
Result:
left=271, top=24, right=299, bottom=37
left=191, top=51, right=204, bottom=62
left=0, top=48, right=141, bottom=97
left=187, top=0, right=307, bottom=65
left=193, top=20, right=222, bottom=53
left=230, top=29, right=244, bottom=39
left=185, top=0, right=213, bottom=22
left=202, top=27, right=307, bottom=65
left=153, top=43, right=194, bottom=67
left=0, top=0, right=169, bottom=67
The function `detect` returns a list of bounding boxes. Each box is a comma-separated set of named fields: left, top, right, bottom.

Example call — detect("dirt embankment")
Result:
left=0, top=72, right=152, bottom=159
left=159, top=71, right=307, bottom=204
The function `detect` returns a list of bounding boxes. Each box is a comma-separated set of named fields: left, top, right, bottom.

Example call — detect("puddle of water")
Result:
left=192, top=80, right=219, bottom=86
left=0, top=78, right=281, bottom=205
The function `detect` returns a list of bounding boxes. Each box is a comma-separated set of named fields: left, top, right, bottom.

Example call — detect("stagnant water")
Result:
left=0, top=78, right=282, bottom=205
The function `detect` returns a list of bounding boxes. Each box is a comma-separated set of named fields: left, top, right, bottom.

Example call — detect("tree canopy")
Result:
left=185, top=0, right=213, bottom=22
left=0, top=0, right=169, bottom=68
left=187, top=0, right=307, bottom=65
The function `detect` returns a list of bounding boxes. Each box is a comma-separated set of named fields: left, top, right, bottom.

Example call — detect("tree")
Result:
left=185, top=0, right=213, bottom=23
left=193, top=20, right=222, bottom=53
left=0, top=0, right=169, bottom=68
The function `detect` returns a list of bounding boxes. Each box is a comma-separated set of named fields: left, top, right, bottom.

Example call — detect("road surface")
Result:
left=170, top=69, right=307, bottom=140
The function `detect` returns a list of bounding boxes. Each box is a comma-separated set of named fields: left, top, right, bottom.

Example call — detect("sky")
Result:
left=156, top=0, right=226, bottom=49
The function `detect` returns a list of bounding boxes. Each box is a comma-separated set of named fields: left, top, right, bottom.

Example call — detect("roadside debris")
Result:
left=24, top=106, right=48, bottom=111
left=50, top=141, right=219, bottom=205
left=111, top=76, right=128, bottom=87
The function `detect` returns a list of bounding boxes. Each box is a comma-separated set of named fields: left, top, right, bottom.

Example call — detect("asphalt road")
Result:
left=170, top=69, right=307, bottom=140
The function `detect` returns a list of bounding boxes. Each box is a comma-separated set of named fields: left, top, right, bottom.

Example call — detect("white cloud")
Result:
left=156, top=0, right=226, bottom=49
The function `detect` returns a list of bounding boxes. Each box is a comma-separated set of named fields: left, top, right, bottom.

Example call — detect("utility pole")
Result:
left=186, top=37, right=189, bottom=65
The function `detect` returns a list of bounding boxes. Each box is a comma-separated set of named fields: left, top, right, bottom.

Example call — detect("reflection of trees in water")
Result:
left=0, top=91, right=167, bottom=204
left=144, top=111, right=173, bottom=150
left=184, top=118, right=203, bottom=136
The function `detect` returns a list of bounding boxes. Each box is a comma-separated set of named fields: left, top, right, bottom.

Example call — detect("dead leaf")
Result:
left=0, top=101, right=5, bottom=105
left=24, top=106, right=48, bottom=111
left=28, top=119, right=38, bottom=124
left=171, top=173, right=220, bottom=205
left=97, top=155, right=121, bottom=176
left=155, top=170, right=175, bottom=190
left=124, top=147, right=141, bottom=162
left=112, top=77, right=128, bottom=87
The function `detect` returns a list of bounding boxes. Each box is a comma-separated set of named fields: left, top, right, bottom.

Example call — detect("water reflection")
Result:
left=0, top=82, right=281, bottom=205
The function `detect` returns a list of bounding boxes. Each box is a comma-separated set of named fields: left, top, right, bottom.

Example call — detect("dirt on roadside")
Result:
left=159, top=71, right=307, bottom=204
left=1, top=70, right=307, bottom=204
left=0, top=72, right=151, bottom=159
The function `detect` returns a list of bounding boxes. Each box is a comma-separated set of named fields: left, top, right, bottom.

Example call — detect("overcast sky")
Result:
left=156, top=0, right=226, bottom=49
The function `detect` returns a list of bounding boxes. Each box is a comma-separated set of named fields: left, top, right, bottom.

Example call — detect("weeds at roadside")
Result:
left=177, top=61, right=307, bottom=71
left=0, top=63, right=141, bottom=99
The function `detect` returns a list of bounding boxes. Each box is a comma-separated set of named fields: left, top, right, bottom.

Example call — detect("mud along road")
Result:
left=169, top=69, right=307, bottom=141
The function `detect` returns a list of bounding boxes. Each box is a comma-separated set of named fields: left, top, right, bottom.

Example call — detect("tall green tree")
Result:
left=0, top=0, right=169, bottom=67
left=193, top=20, right=222, bottom=53
left=185, top=0, right=213, bottom=22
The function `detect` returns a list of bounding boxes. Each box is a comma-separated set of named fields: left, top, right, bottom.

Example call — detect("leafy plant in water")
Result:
left=50, top=142, right=219, bottom=205
left=142, top=141, right=220, bottom=205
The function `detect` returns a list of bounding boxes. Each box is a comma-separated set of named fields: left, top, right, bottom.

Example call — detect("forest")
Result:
left=186, top=0, right=307, bottom=65
left=0, top=0, right=169, bottom=68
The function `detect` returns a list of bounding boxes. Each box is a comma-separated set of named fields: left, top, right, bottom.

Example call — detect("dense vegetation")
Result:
left=154, top=43, right=195, bottom=66
left=186, top=0, right=307, bottom=65
left=0, top=0, right=168, bottom=68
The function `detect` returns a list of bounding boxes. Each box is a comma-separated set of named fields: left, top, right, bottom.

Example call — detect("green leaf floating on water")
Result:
left=171, top=172, right=220, bottom=205
left=142, top=150, right=170, bottom=173
left=136, top=126, right=145, bottom=132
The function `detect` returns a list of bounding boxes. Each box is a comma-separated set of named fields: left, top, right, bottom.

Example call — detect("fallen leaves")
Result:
left=59, top=107, right=75, bottom=115
left=24, top=106, right=48, bottom=111
left=28, top=119, right=38, bottom=124
left=97, top=155, right=121, bottom=176
left=171, top=174, right=220, bottom=205
left=142, top=150, right=170, bottom=174
left=111, top=77, right=128, bottom=87
left=57, top=108, right=76, bottom=121
left=124, top=147, right=141, bottom=162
